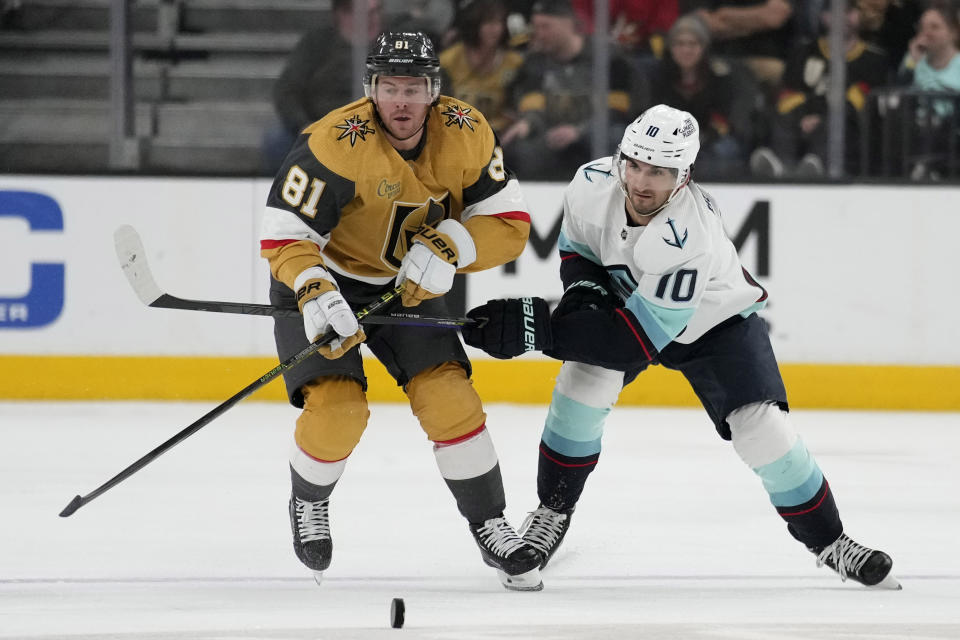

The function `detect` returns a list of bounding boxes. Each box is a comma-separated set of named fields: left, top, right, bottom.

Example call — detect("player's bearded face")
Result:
left=621, top=158, right=676, bottom=219
left=374, top=77, right=432, bottom=140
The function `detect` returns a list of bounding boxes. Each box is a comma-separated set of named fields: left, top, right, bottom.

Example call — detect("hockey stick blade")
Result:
left=114, top=225, right=474, bottom=326
left=114, top=225, right=298, bottom=318
left=115, top=225, right=165, bottom=306
left=58, top=284, right=404, bottom=518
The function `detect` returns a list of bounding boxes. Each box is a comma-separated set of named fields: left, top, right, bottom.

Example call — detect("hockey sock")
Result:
left=433, top=425, right=506, bottom=523
left=537, top=441, right=599, bottom=512
left=729, top=402, right=843, bottom=548
left=778, top=477, right=843, bottom=549
left=289, top=442, right=346, bottom=501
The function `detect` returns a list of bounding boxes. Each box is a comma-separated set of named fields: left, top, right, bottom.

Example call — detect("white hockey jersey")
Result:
left=559, top=157, right=767, bottom=350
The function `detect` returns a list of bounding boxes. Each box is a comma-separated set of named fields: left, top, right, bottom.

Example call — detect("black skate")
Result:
left=469, top=516, right=543, bottom=591
left=810, top=533, right=901, bottom=590
left=519, top=505, right=574, bottom=569
left=289, top=495, right=332, bottom=584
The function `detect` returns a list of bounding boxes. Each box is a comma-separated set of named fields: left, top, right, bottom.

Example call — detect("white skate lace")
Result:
left=294, top=497, right=330, bottom=543
left=475, top=517, right=527, bottom=558
left=816, top=534, right=872, bottom=582
left=519, top=507, right=567, bottom=555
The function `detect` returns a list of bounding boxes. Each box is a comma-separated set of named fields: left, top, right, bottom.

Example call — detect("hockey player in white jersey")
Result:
left=462, top=104, right=900, bottom=589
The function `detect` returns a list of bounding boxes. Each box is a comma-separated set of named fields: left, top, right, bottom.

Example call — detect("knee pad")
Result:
left=727, top=401, right=797, bottom=468
left=728, top=401, right=825, bottom=507
left=543, top=362, right=623, bottom=457
left=555, top=361, right=624, bottom=408
left=295, top=375, right=369, bottom=462
left=407, top=362, right=485, bottom=442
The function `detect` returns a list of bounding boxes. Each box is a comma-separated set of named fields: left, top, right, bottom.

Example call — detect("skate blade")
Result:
left=869, top=572, right=902, bottom=590
left=496, top=567, right=543, bottom=592
left=312, top=570, right=324, bottom=586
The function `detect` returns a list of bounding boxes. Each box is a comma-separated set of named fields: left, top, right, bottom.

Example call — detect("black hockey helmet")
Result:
left=363, top=31, right=441, bottom=104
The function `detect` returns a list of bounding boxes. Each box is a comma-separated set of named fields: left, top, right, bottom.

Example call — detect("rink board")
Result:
left=2, top=355, right=959, bottom=410
left=2, top=176, right=960, bottom=408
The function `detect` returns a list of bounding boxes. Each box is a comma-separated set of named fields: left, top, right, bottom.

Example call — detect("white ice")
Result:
left=1, top=401, right=958, bottom=639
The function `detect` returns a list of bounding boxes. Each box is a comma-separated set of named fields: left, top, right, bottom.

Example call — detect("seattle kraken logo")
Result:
left=582, top=162, right=612, bottom=182
left=662, top=218, right=688, bottom=249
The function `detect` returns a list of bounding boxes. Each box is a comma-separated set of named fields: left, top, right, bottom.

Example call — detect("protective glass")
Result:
left=370, top=76, right=437, bottom=104
left=617, top=155, right=680, bottom=192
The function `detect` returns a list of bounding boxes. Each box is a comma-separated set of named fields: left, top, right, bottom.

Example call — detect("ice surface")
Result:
left=2, top=401, right=958, bottom=639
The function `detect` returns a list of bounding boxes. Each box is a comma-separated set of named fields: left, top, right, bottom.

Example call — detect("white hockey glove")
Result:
left=295, top=266, right=365, bottom=359
left=396, top=219, right=476, bottom=307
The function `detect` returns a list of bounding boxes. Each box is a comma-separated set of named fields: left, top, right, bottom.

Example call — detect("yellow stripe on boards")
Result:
left=1, top=356, right=959, bottom=411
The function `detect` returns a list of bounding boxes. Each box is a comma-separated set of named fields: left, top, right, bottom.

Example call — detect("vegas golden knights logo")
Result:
left=382, top=193, right=451, bottom=269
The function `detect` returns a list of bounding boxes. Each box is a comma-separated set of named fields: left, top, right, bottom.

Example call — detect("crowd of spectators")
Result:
left=266, top=0, right=960, bottom=182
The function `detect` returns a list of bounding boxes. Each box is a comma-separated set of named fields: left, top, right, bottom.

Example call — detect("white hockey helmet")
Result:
left=616, top=104, right=700, bottom=208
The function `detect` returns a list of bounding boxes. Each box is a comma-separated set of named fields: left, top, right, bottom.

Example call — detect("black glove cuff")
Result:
left=462, top=297, right=552, bottom=359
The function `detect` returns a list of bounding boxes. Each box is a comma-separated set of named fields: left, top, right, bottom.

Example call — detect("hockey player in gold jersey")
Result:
left=259, top=31, right=543, bottom=590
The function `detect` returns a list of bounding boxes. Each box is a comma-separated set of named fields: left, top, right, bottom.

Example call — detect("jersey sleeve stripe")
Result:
left=260, top=205, right=331, bottom=250
left=558, top=229, right=602, bottom=264
left=461, top=178, right=529, bottom=222
left=614, top=308, right=653, bottom=360
left=489, top=210, right=531, bottom=223
left=741, top=266, right=769, bottom=302
left=260, top=238, right=305, bottom=250
left=625, top=294, right=694, bottom=349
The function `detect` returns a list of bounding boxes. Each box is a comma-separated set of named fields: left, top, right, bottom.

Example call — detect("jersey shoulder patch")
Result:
left=303, top=98, right=381, bottom=176
left=432, top=97, right=512, bottom=205
left=432, top=96, right=496, bottom=166
left=563, top=156, right=619, bottom=229
left=576, top=157, right=617, bottom=185
left=436, top=95, right=487, bottom=133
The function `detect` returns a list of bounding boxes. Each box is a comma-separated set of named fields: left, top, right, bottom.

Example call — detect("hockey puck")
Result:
left=390, top=597, right=405, bottom=628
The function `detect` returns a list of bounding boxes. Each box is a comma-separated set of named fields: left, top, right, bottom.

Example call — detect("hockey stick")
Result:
left=58, top=284, right=403, bottom=518
left=113, top=225, right=475, bottom=328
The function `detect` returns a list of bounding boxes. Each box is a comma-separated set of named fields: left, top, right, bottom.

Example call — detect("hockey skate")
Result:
left=519, top=505, right=574, bottom=569
left=289, top=495, right=332, bottom=585
left=810, top=533, right=901, bottom=590
left=469, top=516, right=543, bottom=591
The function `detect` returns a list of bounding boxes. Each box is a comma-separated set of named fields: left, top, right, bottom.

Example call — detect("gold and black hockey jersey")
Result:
left=261, top=96, right=531, bottom=291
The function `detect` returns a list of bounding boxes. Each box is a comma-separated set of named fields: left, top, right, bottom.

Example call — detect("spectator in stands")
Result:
left=858, top=0, right=922, bottom=75
left=571, top=0, right=679, bottom=59
left=896, top=0, right=960, bottom=179
left=261, top=0, right=383, bottom=174
left=439, top=0, right=524, bottom=133
left=749, top=1, right=887, bottom=177
left=647, top=14, right=754, bottom=178
left=383, top=0, right=455, bottom=46
left=683, top=0, right=797, bottom=89
left=500, top=0, right=635, bottom=180
left=899, top=1, right=960, bottom=96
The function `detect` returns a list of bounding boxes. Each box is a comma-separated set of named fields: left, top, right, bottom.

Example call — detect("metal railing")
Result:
left=862, top=87, right=960, bottom=180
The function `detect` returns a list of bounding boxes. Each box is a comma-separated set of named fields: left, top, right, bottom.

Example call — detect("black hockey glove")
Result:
left=462, top=297, right=553, bottom=359
left=553, top=279, right=620, bottom=318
